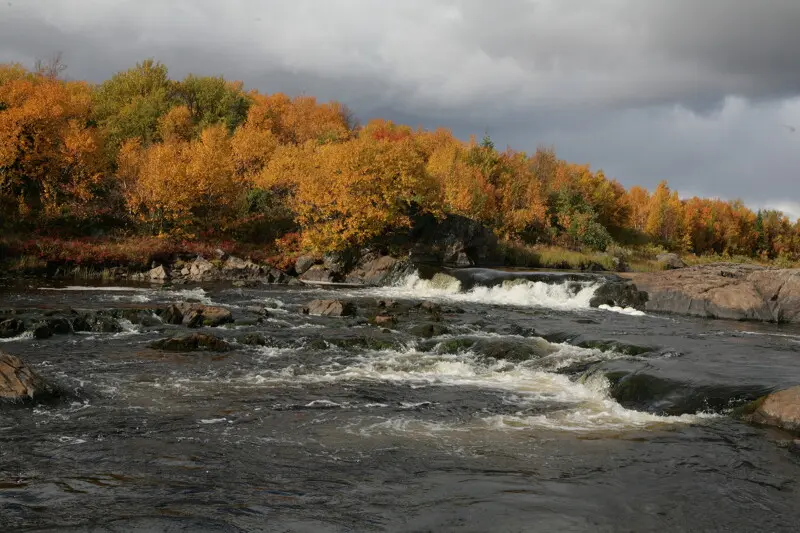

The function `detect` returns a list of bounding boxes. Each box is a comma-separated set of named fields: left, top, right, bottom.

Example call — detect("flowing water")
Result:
left=1, top=270, right=800, bottom=532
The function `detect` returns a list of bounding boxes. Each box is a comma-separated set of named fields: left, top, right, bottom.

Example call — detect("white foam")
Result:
left=40, top=286, right=150, bottom=292
left=599, top=304, right=646, bottom=316
left=359, top=273, right=605, bottom=312
left=0, top=331, right=33, bottom=343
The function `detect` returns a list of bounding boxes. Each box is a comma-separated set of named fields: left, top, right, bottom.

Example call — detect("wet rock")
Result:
left=656, top=253, right=687, bottom=270
left=0, top=352, right=56, bottom=403
left=589, top=280, right=648, bottom=310
left=300, top=265, right=340, bottom=284
left=622, top=264, right=800, bottom=322
left=89, top=314, right=123, bottom=333
left=159, top=304, right=184, bottom=325
left=31, top=322, right=53, bottom=339
left=409, top=323, right=450, bottom=338
left=745, top=386, right=800, bottom=433
left=373, top=314, right=396, bottom=327
left=149, top=333, right=231, bottom=352
left=0, top=318, right=25, bottom=338
left=377, top=299, right=399, bottom=309
left=294, top=254, right=316, bottom=276
left=46, top=317, right=72, bottom=335
left=175, top=303, right=233, bottom=328
left=236, top=333, right=270, bottom=346
left=303, top=300, right=356, bottom=317
left=70, top=315, right=91, bottom=332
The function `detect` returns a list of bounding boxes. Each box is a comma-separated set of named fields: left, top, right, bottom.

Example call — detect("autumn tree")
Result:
left=0, top=67, right=107, bottom=227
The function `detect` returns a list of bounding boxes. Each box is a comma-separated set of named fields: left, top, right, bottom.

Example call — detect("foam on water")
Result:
left=361, top=272, right=643, bottom=315
left=230, top=342, right=712, bottom=432
left=0, top=331, right=34, bottom=343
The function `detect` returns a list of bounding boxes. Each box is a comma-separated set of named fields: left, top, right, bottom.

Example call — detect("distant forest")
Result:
left=2, top=59, right=799, bottom=260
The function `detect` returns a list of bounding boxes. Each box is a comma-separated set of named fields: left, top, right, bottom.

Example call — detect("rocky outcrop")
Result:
left=0, top=352, right=56, bottom=403
left=303, top=300, right=356, bottom=317
left=403, top=213, right=500, bottom=266
left=745, top=386, right=800, bottom=433
left=589, top=279, right=648, bottom=310
left=622, top=263, right=800, bottom=322
left=149, top=333, right=232, bottom=352
left=294, top=254, right=316, bottom=275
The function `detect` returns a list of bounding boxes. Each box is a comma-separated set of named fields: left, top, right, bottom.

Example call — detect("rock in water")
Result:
left=174, top=303, right=233, bottom=327
left=303, top=300, right=356, bottom=317
left=747, top=386, right=800, bottom=433
left=149, top=333, right=232, bottom=352
left=0, top=352, right=55, bottom=403
left=160, top=304, right=184, bottom=325
left=0, top=318, right=24, bottom=338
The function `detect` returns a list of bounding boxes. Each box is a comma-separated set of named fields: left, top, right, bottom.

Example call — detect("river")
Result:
left=1, top=270, right=799, bottom=532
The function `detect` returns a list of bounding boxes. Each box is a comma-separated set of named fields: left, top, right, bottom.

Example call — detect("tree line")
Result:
left=1, top=59, right=799, bottom=260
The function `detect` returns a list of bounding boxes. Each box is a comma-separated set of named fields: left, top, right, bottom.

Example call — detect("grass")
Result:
left=500, top=242, right=619, bottom=271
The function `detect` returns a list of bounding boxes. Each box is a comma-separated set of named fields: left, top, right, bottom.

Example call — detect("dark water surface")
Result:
left=1, top=274, right=799, bottom=532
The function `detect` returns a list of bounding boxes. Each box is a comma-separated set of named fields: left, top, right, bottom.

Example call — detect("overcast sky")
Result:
left=2, top=0, right=799, bottom=218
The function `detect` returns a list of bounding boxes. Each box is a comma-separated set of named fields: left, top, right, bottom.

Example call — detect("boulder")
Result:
left=148, top=265, right=169, bottom=282
left=656, top=253, right=687, bottom=270
left=88, top=314, right=123, bottom=333
left=746, top=386, right=800, bottom=433
left=294, top=255, right=316, bottom=276
left=149, top=333, right=232, bottom=352
left=345, top=256, right=410, bottom=286
left=0, top=318, right=25, bottom=338
left=186, top=257, right=218, bottom=282
left=159, top=304, right=184, bottom=325
left=222, top=256, right=264, bottom=279
left=589, top=280, right=648, bottom=310
left=31, top=322, right=53, bottom=339
left=0, top=352, right=55, bottom=403
left=175, top=303, right=233, bottom=328
left=300, top=265, right=340, bottom=284
left=323, top=250, right=358, bottom=274
left=622, top=264, right=800, bottom=322
left=303, top=300, right=356, bottom=317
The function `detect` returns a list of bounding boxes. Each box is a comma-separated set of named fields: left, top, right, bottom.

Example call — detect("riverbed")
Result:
left=1, top=272, right=799, bottom=531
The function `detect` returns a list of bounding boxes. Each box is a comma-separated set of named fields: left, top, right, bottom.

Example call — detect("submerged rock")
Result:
left=0, top=318, right=25, bottom=338
left=303, top=299, right=356, bottom=317
left=0, top=352, right=56, bottom=403
left=409, top=323, right=450, bottom=338
left=149, top=333, right=232, bottom=352
left=373, top=314, right=396, bottom=327
left=745, top=386, right=800, bottom=433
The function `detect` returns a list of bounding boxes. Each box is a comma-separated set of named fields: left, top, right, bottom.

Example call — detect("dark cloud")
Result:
left=1, top=0, right=799, bottom=217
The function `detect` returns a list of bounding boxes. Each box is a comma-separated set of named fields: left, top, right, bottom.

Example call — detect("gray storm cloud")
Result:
left=1, top=0, right=799, bottom=216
